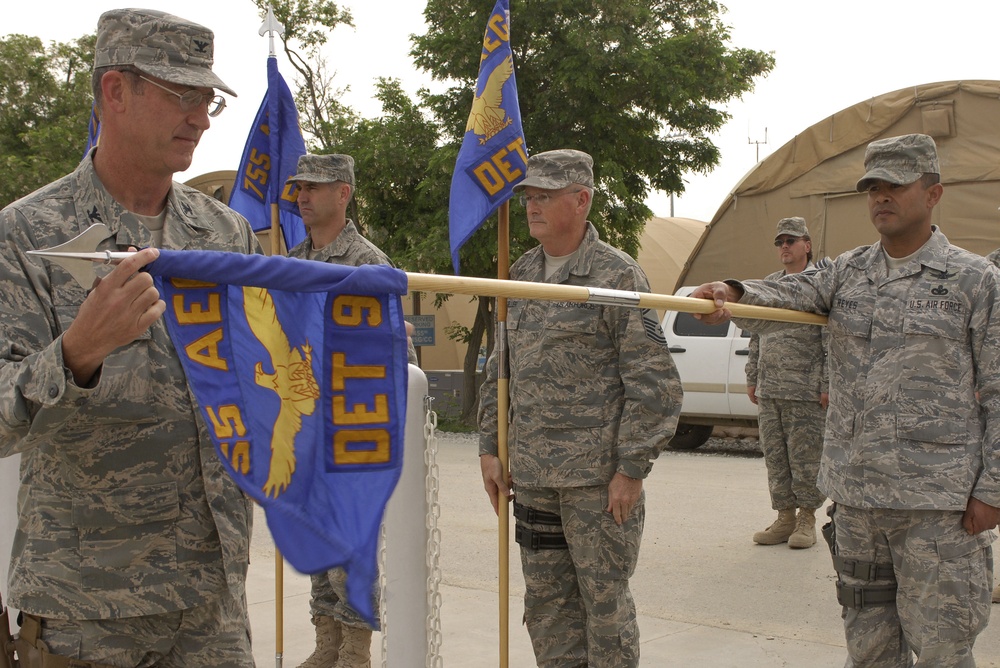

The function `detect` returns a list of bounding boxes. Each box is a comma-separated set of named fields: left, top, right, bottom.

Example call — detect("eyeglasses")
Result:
left=518, top=190, right=585, bottom=207
left=138, top=75, right=226, bottom=117
left=774, top=237, right=801, bottom=248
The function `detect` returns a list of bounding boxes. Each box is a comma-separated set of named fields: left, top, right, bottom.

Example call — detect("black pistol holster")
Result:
left=513, top=500, right=568, bottom=550
left=823, top=503, right=897, bottom=609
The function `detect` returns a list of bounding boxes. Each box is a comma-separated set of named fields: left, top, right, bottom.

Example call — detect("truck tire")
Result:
left=666, top=424, right=713, bottom=450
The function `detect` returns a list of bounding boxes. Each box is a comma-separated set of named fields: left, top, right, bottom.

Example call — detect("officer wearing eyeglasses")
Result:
left=478, top=149, right=683, bottom=667
left=745, top=217, right=829, bottom=551
left=0, top=8, right=260, bottom=666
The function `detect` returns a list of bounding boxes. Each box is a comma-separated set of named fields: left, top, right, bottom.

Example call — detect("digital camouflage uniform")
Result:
left=479, top=222, right=683, bottom=668
left=0, top=154, right=259, bottom=664
left=745, top=264, right=828, bottom=513
left=733, top=226, right=999, bottom=667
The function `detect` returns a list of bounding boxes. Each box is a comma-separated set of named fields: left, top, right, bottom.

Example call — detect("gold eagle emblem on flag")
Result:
left=465, top=54, right=514, bottom=144
left=243, top=287, right=321, bottom=498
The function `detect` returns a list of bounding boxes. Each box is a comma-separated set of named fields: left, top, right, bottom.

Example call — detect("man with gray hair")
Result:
left=0, top=8, right=258, bottom=667
left=746, top=217, right=828, bottom=550
left=478, top=149, right=683, bottom=666
left=693, top=134, right=1000, bottom=666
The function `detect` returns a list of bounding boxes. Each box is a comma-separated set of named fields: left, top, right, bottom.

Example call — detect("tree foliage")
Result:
left=0, top=33, right=96, bottom=208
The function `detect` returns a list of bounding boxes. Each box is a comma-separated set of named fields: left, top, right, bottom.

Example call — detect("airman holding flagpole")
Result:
left=0, top=8, right=260, bottom=666
left=478, top=149, right=683, bottom=667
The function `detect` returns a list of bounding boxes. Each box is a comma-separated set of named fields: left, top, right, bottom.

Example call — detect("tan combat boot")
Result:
left=334, top=625, right=372, bottom=668
left=752, top=509, right=797, bottom=545
left=787, top=507, right=817, bottom=549
left=992, top=582, right=1000, bottom=604
left=298, top=615, right=342, bottom=668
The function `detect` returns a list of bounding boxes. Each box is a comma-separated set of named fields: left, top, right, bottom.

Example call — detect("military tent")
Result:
left=676, top=80, right=1000, bottom=288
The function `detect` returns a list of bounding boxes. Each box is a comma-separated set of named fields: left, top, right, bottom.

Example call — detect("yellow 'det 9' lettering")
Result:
left=185, top=328, right=229, bottom=371
left=334, top=429, right=391, bottom=465
left=331, top=353, right=385, bottom=391
left=333, top=394, right=389, bottom=425
left=473, top=137, right=528, bottom=196
left=332, top=295, right=382, bottom=327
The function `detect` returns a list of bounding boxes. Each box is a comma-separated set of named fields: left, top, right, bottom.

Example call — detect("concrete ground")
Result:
left=247, top=433, right=1000, bottom=667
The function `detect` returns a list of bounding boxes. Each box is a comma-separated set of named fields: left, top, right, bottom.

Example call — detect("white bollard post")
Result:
left=382, top=365, right=432, bottom=663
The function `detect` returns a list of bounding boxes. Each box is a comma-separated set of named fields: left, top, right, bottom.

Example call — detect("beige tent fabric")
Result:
left=677, top=80, right=1000, bottom=288
left=637, top=216, right=708, bottom=296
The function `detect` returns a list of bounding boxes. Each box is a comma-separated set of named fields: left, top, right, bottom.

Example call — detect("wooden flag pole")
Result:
left=404, top=273, right=828, bottom=326
left=496, top=202, right=511, bottom=668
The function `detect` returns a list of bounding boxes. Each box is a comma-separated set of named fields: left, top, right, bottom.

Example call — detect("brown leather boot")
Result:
left=788, top=507, right=818, bottom=549
left=752, top=509, right=797, bottom=545
left=334, top=625, right=372, bottom=668
left=297, top=615, right=342, bottom=668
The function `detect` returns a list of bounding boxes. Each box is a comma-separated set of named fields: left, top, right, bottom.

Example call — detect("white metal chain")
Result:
left=378, top=520, right=388, bottom=668
left=423, top=396, right=444, bottom=668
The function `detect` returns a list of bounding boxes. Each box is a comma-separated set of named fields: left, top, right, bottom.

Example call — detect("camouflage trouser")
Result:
left=309, top=567, right=380, bottom=630
left=33, top=581, right=252, bottom=667
left=757, top=397, right=826, bottom=510
left=834, top=504, right=994, bottom=667
left=516, top=485, right=643, bottom=668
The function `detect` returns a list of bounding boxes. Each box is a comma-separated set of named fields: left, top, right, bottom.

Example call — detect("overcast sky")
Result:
left=7, top=1, right=1000, bottom=223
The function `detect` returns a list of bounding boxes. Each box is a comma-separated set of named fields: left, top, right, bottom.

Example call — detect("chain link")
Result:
left=378, top=520, right=388, bottom=668
left=423, top=396, right=444, bottom=668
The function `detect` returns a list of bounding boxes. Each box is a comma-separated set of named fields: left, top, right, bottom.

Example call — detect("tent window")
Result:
left=919, top=101, right=955, bottom=138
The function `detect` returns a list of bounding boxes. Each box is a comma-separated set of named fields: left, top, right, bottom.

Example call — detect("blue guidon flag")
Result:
left=147, top=250, right=409, bottom=626
left=448, top=0, right=528, bottom=274
left=229, top=57, right=308, bottom=250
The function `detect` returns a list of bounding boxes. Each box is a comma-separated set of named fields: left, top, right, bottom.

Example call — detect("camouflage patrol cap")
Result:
left=775, top=217, right=809, bottom=239
left=512, top=149, right=594, bottom=192
left=287, top=154, right=355, bottom=186
left=95, top=8, right=236, bottom=96
left=856, top=133, right=939, bottom=192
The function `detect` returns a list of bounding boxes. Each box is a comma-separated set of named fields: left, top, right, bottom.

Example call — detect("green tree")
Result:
left=0, top=33, right=96, bottom=207
left=409, top=0, right=775, bottom=422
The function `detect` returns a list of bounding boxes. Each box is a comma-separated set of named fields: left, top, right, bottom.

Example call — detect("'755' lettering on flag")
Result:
left=147, top=251, right=409, bottom=627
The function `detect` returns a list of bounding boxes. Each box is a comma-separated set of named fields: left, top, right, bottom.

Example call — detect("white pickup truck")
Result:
left=660, top=287, right=758, bottom=449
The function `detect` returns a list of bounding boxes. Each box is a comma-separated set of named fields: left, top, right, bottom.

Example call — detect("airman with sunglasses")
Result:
left=746, top=217, right=829, bottom=551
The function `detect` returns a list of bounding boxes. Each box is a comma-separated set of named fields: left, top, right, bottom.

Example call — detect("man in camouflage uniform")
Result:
left=286, top=153, right=414, bottom=668
left=0, top=9, right=259, bottom=667
left=694, top=134, right=1000, bottom=667
left=746, top=217, right=828, bottom=549
left=985, top=250, right=1000, bottom=605
left=478, top=149, right=683, bottom=667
